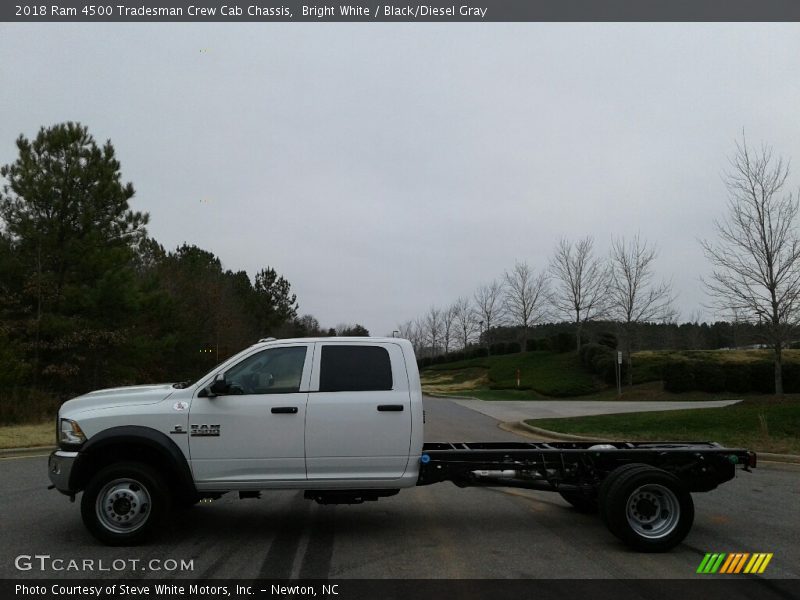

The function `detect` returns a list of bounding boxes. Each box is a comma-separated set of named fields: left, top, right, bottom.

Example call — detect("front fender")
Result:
left=69, top=425, right=195, bottom=495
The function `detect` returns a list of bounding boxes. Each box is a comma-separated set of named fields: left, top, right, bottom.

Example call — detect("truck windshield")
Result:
left=189, top=345, right=259, bottom=388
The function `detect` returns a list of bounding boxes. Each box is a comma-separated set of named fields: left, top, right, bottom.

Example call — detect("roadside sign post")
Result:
left=616, top=351, right=623, bottom=397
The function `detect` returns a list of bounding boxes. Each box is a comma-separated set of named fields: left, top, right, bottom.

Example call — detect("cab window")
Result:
left=225, top=346, right=307, bottom=394
left=319, top=345, right=393, bottom=392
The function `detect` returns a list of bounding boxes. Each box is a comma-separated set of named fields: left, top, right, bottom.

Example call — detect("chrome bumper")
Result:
left=48, top=450, right=79, bottom=493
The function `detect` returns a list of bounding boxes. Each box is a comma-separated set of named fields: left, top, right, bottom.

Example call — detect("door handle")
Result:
left=271, top=406, right=298, bottom=414
left=377, top=404, right=404, bottom=412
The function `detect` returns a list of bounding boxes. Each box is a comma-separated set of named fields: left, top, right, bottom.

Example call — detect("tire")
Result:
left=600, top=466, right=694, bottom=552
left=81, top=461, right=171, bottom=546
left=558, top=490, right=598, bottom=513
left=598, top=463, right=653, bottom=529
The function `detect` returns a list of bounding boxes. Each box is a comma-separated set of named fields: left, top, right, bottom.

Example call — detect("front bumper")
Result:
left=48, top=450, right=79, bottom=494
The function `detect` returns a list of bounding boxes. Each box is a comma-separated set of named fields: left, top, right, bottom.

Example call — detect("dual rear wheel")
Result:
left=560, top=463, right=694, bottom=552
left=599, top=463, right=694, bottom=552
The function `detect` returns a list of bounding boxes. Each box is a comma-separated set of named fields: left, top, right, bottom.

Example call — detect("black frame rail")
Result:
left=417, top=441, right=755, bottom=493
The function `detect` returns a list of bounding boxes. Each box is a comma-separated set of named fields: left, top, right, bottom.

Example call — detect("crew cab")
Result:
left=48, top=337, right=755, bottom=552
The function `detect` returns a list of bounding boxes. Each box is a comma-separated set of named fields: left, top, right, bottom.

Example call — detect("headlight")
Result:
left=60, top=419, right=86, bottom=445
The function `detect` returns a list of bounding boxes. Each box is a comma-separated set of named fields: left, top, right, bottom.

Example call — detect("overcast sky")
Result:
left=1, top=23, right=800, bottom=336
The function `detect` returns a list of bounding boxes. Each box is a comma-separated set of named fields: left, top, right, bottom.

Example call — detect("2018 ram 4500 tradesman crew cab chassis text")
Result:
left=48, top=337, right=755, bottom=552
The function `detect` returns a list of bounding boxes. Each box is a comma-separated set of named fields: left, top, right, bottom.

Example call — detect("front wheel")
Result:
left=600, top=466, right=694, bottom=552
left=80, top=462, right=170, bottom=546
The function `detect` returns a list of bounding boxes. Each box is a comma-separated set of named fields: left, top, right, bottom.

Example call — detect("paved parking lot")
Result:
left=0, top=396, right=795, bottom=580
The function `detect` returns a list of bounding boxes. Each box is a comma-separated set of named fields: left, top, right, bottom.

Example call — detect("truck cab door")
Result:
left=188, top=343, right=313, bottom=485
left=305, top=342, right=412, bottom=481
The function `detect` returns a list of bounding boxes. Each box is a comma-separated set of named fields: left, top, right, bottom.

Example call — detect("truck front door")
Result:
left=189, top=343, right=312, bottom=484
left=305, top=342, right=412, bottom=480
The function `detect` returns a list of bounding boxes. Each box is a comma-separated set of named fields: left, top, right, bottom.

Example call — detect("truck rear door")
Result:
left=305, top=342, right=412, bottom=480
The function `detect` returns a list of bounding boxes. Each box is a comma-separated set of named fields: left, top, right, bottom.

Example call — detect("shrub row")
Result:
left=417, top=332, right=580, bottom=369
left=417, top=341, right=529, bottom=368
left=417, top=346, right=489, bottom=369
left=524, top=333, right=580, bottom=354
left=578, top=342, right=626, bottom=384
left=0, top=387, right=62, bottom=425
left=663, top=360, right=793, bottom=393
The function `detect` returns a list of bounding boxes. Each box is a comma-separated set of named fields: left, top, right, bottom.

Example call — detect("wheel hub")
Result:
left=96, top=478, right=151, bottom=533
left=625, top=483, right=680, bottom=539
left=111, top=496, right=132, bottom=515
left=631, top=495, right=658, bottom=521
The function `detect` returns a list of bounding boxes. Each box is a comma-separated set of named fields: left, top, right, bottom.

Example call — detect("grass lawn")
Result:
left=435, top=389, right=548, bottom=401
left=422, top=348, right=800, bottom=400
left=422, top=351, right=604, bottom=397
left=420, top=351, right=747, bottom=400
left=0, top=421, right=55, bottom=449
left=526, top=397, right=800, bottom=454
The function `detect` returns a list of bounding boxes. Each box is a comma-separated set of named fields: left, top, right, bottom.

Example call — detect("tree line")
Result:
left=397, top=234, right=675, bottom=385
left=0, top=123, right=367, bottom=420
left=399, top=135, right=800, bottom=394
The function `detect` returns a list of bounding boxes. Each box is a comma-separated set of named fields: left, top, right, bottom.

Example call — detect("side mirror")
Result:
left=201, top=373, right=228, bottom=398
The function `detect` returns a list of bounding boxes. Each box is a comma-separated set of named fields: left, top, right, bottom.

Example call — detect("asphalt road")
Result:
left=1, top=395, right=797, bottom=580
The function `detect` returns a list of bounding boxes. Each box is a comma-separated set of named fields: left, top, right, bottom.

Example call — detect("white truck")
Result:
left=48, top=337, right=755, bottom=552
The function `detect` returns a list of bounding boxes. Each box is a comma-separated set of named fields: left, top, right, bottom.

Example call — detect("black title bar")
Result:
left=4, top=579, right=800, bottom=600
left=3, top=0, right=800, bottom=22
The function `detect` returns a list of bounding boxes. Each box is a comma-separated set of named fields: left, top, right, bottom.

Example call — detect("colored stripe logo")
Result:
left=697, top=553, right=773, bottom=574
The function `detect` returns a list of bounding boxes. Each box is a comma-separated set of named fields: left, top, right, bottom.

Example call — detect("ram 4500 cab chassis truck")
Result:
left=48, top=337, right=755, bottom=552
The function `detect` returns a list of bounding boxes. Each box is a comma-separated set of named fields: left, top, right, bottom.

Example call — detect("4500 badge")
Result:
left=190, top=424, right=220, bottom=437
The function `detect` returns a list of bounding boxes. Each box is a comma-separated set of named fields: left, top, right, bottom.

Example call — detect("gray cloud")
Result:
left=1, top=23, right=799, bottom=335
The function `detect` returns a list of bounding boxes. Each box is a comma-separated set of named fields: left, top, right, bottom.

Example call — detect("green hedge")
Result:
left=662, top=361, right=693, bottom=392
left=578, top=342, right=626, bottom=384
left=417, top=346, right=489, bottom=369
left=663, top=359, right=785, bottom=393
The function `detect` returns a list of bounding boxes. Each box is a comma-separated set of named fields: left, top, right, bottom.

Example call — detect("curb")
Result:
left=424, top=392, right=482, bottom=401
left=756, top=453, right=800, bottom=464
left=517, top=422, right=800, bottom=464
left=0, top=445, right=56, bottom=458
left=518, top=422, right=610, bottom=442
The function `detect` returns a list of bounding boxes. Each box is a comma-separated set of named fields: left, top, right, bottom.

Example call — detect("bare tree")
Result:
left=441, top=303, right=458, bottom=355
left=473, top=280, right=505, bottom=353
left=424, top=306, right=443, bottom=356
left=702, top=137, right=800, bottom=395
left=397, top=320, right=416, bottom=344
left=453, top=296, right=477, bottom=349
left=549, top=237, right=610, bottom=351
left=412, top=317, right=427, bottom=356
left=503, top=261, right=549, bottom=351
left=608, top=235, right=676, bottom=385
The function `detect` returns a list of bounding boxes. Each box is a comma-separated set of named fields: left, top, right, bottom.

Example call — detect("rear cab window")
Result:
left=319, top=345, right=393, bottom=392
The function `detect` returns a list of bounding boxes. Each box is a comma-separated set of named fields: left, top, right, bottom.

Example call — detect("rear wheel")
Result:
left=600, top=466, right=694, bottom=552
left=558, top=490, right=598, bottom=513
left=81, top=462, right=170, bottom=546
left=598, top=463, right=652, bottom=529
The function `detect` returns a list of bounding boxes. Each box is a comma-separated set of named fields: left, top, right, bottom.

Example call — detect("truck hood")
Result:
left=60, top=384, right=177, bottom=416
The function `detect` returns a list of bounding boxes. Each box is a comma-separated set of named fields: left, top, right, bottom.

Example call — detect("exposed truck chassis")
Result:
left=417, top=440, right=754, bottom=490
left=414, top=440, right=755, bottom=551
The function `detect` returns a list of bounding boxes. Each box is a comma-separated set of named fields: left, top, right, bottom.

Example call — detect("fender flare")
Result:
left=71, top=425, right=195, bottom=494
